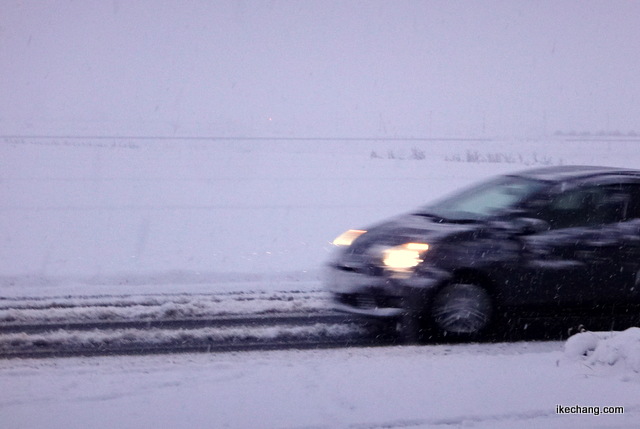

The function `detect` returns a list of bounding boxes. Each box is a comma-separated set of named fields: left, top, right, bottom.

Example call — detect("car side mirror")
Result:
left=512, top=217, right=550, bottom=235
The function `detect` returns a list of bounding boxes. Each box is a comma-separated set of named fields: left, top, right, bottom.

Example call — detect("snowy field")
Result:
left=1, top=137, right=640, bottom=428
left=2, top=136, right=639, bottom=295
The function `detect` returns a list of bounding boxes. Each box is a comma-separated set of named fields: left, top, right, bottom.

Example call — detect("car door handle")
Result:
left=575, top=250, right=597, bottom=259
left=584, top=239, right=618, bottom=247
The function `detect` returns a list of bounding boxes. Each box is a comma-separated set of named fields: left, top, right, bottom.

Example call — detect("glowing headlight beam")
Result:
left=382, top=242, right=430, bottom=271
left=332, top=229, right=367, bottom=246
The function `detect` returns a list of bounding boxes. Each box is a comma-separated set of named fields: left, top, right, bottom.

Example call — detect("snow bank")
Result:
left=563, top=328, right=640, bottom=379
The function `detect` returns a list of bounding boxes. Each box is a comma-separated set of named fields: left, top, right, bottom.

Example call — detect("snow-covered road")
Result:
left=2, top=335, right=639, bottom=429
left=0, top=288, right=370, bottom=358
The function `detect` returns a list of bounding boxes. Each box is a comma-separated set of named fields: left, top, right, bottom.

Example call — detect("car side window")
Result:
left=534, top=184, right=637, bottom=229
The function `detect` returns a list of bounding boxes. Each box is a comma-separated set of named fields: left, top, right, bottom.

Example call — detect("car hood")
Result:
left=346, top=213, right=482, bottom=256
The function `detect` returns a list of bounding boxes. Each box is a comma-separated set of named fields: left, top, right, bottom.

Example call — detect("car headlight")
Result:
left=382, top=242, right=430, bottom=272
left=332, top=229, right=367, bottom=246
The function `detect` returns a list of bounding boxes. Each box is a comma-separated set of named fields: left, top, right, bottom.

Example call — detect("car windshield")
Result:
left=417, top=175, right=547, bottom=222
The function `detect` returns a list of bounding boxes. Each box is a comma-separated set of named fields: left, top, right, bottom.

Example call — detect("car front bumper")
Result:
left=324, top=262, right=449, bottom=318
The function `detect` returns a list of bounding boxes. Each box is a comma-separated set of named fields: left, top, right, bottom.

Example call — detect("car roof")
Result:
left=510, top=165, right=640, bottom=182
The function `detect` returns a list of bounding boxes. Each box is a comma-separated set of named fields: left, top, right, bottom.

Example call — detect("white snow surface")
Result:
left=1, top=340, right=639, bottom=429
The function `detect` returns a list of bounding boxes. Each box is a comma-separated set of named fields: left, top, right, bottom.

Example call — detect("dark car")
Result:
left=325, top=165, right=640, bottom=341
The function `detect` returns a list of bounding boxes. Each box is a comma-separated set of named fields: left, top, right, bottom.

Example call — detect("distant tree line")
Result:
left=554, top=130, right=638, bottom=137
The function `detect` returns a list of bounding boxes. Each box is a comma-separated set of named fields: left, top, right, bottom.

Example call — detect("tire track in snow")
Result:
left=0, top=290, right=330, bottom=325
left=0, top=291, right=373, bottom=359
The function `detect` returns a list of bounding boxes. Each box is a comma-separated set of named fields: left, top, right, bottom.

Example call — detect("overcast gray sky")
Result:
left=1, top=0, right=639, bottom=138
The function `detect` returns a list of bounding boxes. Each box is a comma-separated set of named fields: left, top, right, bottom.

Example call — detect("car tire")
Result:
left=431, top=283, right=493, bottom=337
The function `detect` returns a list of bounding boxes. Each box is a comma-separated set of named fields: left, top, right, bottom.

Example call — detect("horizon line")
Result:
left=2, top=135, right=495, bottom=142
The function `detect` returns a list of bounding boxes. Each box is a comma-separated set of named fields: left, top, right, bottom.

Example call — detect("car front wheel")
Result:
left=431, top=283, right=493, bottom=336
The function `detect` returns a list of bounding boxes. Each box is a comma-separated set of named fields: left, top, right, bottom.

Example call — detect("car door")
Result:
left=589, top=182, right=640, bottom=304
left=519, top=180, right=640, bottom=308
